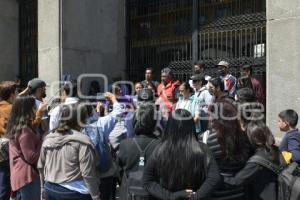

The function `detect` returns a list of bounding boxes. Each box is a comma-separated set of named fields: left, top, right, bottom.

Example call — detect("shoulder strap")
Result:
left=196, top=90, right=201, bottom=98
left=248, top=155, right=280, bottom=174
left=133, top=138, right=156, bottom=158
left=133, top=138, right=156, bottom=169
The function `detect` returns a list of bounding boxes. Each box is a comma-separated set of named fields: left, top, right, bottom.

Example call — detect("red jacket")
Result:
left=157, top=80, right=181, bottom=112
left=9, top=127, right=42, bottom=191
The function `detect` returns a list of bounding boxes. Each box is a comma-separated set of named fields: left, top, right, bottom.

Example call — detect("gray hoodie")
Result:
left=38, top=130, right=100, bottom=200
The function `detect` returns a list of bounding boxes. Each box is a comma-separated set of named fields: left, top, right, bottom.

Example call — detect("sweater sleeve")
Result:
left=32, top=109, right=44, bottom=126
left=19, top=128, right=42, bottom=165
left=223, top=162, right=263, bottom=186
left=97, top=102, right=123, bottom=140
left=287, top=136, right=300, bottom=163
left=143, top=155, right=188, bottom=200
left=79, top=144, right=101, bottom=200
left=190, top=145, right=221, bottom=200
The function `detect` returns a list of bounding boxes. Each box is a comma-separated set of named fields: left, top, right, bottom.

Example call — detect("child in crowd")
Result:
left=278, top=109, right=300, bottom=163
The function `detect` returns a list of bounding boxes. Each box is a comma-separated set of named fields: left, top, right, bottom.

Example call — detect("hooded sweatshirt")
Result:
left=38, top=130, right=100, bottom=200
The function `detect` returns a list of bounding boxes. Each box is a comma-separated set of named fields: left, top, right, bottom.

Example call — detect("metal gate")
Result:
left=127, top=0, right=266, bottom=84
left=19, top=0, right=38, bottom=84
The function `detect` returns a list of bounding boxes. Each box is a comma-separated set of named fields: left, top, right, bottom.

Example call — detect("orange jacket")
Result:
left=0, top=101, right=12, bottom=136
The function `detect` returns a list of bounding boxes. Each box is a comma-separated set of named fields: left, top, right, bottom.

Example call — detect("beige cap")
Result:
left=217, top=60, right=229, bottom=68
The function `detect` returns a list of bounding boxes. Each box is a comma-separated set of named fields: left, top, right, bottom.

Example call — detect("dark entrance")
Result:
left=127, top=0, right=266, bottom=87
left=19, top=0, right=38, bottom=84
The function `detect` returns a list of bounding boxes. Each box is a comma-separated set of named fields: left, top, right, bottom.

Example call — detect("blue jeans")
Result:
left=44, top=182, right=92, bottom=200
left=17, top=178, right=40, bottom=200
left=0, top=161, right=10, bottom=200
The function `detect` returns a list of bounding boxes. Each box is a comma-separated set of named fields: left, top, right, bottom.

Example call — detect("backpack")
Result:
left=0, top=138, right=9, bottom=163
left=248, top=155, right=300, bottom=200
left=120, top=138, right=156, bottom=200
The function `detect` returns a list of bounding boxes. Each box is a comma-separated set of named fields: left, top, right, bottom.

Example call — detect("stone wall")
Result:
left=266, top=0, right=300, bottom=137
left=0, top=0, right=18, bottom=81
left=62, top=0, right=126, bottom=92
left=38, top=0, right=126, bottom=95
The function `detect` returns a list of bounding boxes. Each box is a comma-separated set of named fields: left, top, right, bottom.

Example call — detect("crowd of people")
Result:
left=0, top=60, right=299, bottom=200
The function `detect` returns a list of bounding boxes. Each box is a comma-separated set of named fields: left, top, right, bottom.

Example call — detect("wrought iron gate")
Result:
left=19, top=0, right=38, bottom=84
left=127, top=0, right=266, bottom=84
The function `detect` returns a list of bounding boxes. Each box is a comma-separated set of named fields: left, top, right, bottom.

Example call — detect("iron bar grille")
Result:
left=127, top=0, right=266, bottom=86
left=19, top=0, right=38, bottom=84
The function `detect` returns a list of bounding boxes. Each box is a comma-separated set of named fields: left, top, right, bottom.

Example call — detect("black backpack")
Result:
left=249, top=155, right=300, bottom=200
left=120, top=138, right=155, bottom=200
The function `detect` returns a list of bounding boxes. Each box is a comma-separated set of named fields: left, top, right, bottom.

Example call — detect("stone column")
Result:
left=37, top=0, right=126, bottom=95
left=0, top=0, right=19, bottom=81
left=266, top=0, right=300, bottom=137
left=38, top=0, right=61, bottom=97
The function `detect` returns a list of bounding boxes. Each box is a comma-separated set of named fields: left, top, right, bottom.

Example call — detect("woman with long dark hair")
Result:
left=203, top=100, right=253, bottom=200
left=143, top=109, right=220, bottom=200
left=7, top=96, right=43, bottom=200
left=223, top=121, right=279, bottom=200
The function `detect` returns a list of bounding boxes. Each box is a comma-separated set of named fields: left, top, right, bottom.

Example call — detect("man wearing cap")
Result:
left=156, top=68, right=181, bottom=114
left=189, top=61, right=211, bottom=90
left=242, top=65, right=264, bottom=103
left=28, top=78, right=49, bottom=134
left=217, top=60, right=237, bottom=98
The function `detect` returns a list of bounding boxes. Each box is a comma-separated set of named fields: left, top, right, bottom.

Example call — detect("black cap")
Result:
left=28, top=78, right=46, bottom=91
left=138, top=89, right=154, bottom=102
left=190, top=74, right=205, bottom=81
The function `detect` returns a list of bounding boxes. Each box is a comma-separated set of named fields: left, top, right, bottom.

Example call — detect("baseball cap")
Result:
left=217, top=60, right=229, bottom=68
left=137, top=89, right=154, bottom=102
left=190, top=74, right=205, bottom=81
left=28, top=78, right=46, bottom=91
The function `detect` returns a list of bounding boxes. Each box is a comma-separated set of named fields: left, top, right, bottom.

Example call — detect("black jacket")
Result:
left=117, top=134, right=160, bottom=176
left=204, top=129, right=253, bottom=200
left=143, top=142, right=221, bottom=200
left=223, top=147, right=279, bottom=200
